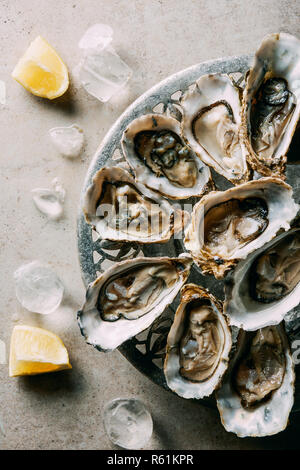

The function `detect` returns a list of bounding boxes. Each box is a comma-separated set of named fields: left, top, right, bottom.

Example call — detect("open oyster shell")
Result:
left=83, top=167, right=186, bottom=244
left=77, top=255, right=192, bottom=352
left=242, top=33, right=300, bottom=177
left=184, top=177, right=299, bottom=279
left=121, top=113, right=212, bottom=199
left=181, top=74, right=250, bottom=184
left=164, top=284, right=232, bottom=399
left=224, top=227, right=300, bottom=330
left=217, top=324, right=294, bottom=437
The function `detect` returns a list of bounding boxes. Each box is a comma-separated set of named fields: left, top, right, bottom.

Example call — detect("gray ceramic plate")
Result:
left=77, top=55, right=300, bottom=411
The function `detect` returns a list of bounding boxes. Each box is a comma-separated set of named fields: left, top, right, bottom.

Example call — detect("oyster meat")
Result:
left=225, top=228, right=300, bottom=330
left=164, top=284, right=232, bottom=399
left=121, top=114, right=212, bottom=199
left=242, top=33, right=300, bottom=176
left=252, top=231, right=300, bottom=303
left=134, top=129, right=197, bottom=188
left=100, top=263, right=178, bottom=322
left=217, top=325, right=294, bottom=437
left=181, top=74, right=249, bottom=184
left=184, top=177, right=298, bottom=278
left=77, top=255, right=192, bottom=351
left=83, top=167, right=185, bottom=243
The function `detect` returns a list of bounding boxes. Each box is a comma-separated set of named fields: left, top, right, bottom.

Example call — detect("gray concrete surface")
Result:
left=0, top=0, right=299, bottom=450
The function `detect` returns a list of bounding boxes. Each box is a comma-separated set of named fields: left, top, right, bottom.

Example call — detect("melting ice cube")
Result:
left=79, top=24, right=113, bottom=52
left=49, top=124, right=84, bottom=158
left=32, top=178, right=65, bottom=220
left=79, top=48, right=132, bottom=102
left=103, top=398, right=153, bottom=449
left=14, top=261, right=64, bottom=315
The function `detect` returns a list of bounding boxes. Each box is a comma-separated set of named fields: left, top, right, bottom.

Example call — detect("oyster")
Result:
left=242, top=33, right=300, bottom=176
left=77, top=255, right=192, bottom=351
left=217, top=324, right=294, bottom=437
left=121, top=113, right=212, bottom=199
left=164, top=284, right=232, bottom=399
left=181, top=74, right=250, bottom=184
left=83, top=167, right=186, bottom=243
left=184, top=177, right=298, bottom=279
left=225, top=228, right=300, bottom=330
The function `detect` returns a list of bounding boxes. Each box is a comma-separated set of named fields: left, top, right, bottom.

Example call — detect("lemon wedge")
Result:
left=9, top=325, right=72, bottom=377
left=12, top=36, right=69, bottom=99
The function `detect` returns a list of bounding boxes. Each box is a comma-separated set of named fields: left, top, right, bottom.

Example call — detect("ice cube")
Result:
left=32, top=178, right=65, bottom=220
left=103, top=398, right=153, bottom=449
left=14, top=261, right=64, bottom=315
left=0, top=80, right=5, bottom=105
left=79, top=48, right=132, bottom=102
left=32, top=189, right=64, bottom=219
left=79, top=24, right=113, bottom=52
left=49, top=124, right=84, bottom=158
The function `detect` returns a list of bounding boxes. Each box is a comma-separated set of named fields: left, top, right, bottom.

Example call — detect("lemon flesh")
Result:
left=12, top=36, right=69, bottom=99
left=9, top=325, right=72, bottom=377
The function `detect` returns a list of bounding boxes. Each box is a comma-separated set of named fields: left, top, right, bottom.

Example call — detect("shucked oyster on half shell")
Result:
left=224, top=227, right=300, bottom=330
left=181, top=74, right=250, bottom=184
left=217, top=324, right=294, bottom=437
left=184, top=177, right=298, bottom=279
left=242, top=33, right=300, bottom=177
left=164, top=284, right=232, bottom=399
left=121, top=113, right=212, bottom=199
left=77, top=255, right=192, bottom=351
left=83, top=166, right=186, bottom=244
